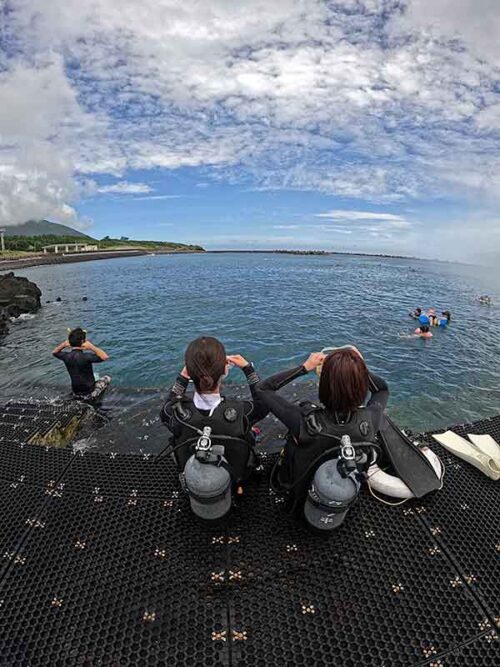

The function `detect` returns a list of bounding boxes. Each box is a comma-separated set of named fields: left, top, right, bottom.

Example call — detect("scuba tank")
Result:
left=182, top=426, right=232, bottom=520
left=303, top=435, right=362, bottom=531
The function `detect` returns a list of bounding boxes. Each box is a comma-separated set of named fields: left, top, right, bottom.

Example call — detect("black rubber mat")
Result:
left=0, top=411, right=499, bottom=666
left=0, top=440, right=71, bottom=486
left=415, top=463, right=499, bottom=623
left=226, top=476, right=493, bottom=667
left=61, top=451, right=179, bottom=497
left=0, top=399, right=96, bottom=446
left=0, top=491, right=228, bottom=666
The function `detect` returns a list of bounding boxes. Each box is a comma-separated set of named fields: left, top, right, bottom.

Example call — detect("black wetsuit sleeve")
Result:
left=240, top=364, right=269, bottom=425
left=367, top=373, right=389, bottom=432
left=160, top=374, right=189, bottom=427
left=255, top=365, right=308, bottom=438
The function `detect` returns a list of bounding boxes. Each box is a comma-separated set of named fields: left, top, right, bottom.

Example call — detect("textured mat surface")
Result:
left=0, top=407, right=499, bottom=666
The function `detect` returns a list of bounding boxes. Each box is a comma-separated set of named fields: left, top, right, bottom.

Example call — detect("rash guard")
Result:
left=53, top=347, right=103, bottom=395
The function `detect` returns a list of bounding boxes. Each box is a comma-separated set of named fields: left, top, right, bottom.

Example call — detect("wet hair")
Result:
left=68, top=328, right=86, bottom=347
left=420, top=325, right=430, bottom=333
left=415, top=307, right=422, bottom=315
left=442, top=310, right=451, bottom=321
left=185, top=336, right=227, bottom=393
left=319, top=348, right=369, bottom=414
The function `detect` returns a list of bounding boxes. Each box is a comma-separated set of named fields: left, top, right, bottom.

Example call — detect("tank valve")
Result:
left=195, top=426, right=212, bottom=460
left=340, top=435, right=356, bottom=476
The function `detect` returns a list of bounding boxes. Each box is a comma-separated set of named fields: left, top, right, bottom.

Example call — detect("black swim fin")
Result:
left=378, top=415, right=442, bottom=498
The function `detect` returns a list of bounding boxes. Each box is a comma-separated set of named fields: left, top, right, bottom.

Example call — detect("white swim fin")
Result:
left=467, top=434, right=500, bottom=467
left=432, top=431, right=500, bottom=481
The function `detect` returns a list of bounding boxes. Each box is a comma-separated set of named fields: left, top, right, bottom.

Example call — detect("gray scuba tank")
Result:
left=304, top=436, right=361, bottom=531
left=183, top=427, right=232, bottom=520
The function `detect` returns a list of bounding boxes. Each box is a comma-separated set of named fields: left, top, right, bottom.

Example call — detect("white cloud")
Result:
left=133, top=195, right=183, bottom=201
left=0, top=58, right=102, bottom=225
left=97, top=182, right=153, bottom=194
left=2, top=0, right=500, bottom=250
left=315, top=210, right=409, bottom=222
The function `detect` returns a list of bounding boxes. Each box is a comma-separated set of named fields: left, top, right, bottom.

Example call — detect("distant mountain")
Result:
left=4, top=220, right=93, bottom=239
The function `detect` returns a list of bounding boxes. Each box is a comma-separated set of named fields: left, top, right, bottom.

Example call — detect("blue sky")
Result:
left=83, top=167, right=472, bottom=255
left=1, top=1, right=500, bottom=260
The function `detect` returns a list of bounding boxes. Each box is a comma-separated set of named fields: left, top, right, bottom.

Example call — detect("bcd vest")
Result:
left=169, top=397, right=256, bottom=482
left=274, top=401, right=377, bottom=514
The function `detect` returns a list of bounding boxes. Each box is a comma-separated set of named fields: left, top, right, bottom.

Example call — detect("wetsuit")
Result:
left=160, top=364, right=269, bottom=479
left=53, top=347, right=111, bottom=399
left=256, top=365, right=389, bottom=512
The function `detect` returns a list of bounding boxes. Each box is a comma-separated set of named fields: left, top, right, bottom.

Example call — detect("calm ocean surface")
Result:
left=1, top=252, right=499, bottom=431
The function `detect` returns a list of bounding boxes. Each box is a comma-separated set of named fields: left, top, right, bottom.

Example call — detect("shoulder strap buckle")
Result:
left=304, top=411, right=322, bottom=435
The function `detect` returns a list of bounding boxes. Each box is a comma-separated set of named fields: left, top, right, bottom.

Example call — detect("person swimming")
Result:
left=414, top=325, right=433, bottom=339
left=409, top=307, right=422, bottom=318
left=479, top=295, right=493, bottom=305
left=438, top=310, right=451, bottom=327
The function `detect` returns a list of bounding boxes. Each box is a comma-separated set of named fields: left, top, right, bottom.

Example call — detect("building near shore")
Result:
left=42, top=243, right=98, bottom=254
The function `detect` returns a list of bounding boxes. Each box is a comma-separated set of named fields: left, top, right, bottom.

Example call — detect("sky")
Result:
left=1, top=0, right=500, bottom=260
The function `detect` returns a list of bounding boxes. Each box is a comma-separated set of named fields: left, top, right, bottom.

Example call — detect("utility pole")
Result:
left=0, top=229, right=5, bottom=253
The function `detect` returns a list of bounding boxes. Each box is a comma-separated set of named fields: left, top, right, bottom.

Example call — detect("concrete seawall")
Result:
left=0, top=249, right=203, bottom=272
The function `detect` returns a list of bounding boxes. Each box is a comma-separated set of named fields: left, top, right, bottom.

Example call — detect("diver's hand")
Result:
left=180, top=366, right=190, bottom=379
left=303, top=352, right=326, bottom=372
left=227, top=354, right=249, bottom=369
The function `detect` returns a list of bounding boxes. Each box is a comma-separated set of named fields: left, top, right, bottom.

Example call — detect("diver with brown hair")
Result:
left=159, top=336, right=268, bottom=519
left=256, top=345, right=441, bottom=530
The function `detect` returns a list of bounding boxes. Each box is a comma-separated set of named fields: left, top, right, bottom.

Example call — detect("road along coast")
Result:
left=0, top=248, right=204, bottom=272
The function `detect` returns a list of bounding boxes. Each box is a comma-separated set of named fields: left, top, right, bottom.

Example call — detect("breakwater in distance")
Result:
left=0, top=251, right=499, bottom=432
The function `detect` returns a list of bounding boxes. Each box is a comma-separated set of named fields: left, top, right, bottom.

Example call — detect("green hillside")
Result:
left=4, top=220, right=92, bottom=239
left=1, top=220, right=204, bottom=253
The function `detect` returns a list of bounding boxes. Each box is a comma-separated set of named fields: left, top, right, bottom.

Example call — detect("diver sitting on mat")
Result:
left=52, top=328, right=111, bottom=402
left=255, top=347, right=389, bottom=529
left=159, top=336, right=269, bottom=520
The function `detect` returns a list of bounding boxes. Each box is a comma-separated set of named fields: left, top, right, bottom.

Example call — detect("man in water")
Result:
left=52, top=327, right=111, bottom=401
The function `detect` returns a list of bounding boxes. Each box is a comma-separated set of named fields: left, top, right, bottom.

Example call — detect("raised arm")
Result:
left=226, top=354, right=268, bottom=425
left=52, top=340, right=70, bottom=357
left=82, top=340, right=109, bottom=361
left=160, top=367, right=190, bottom=426
left=255, top=352, right=325, bottom=438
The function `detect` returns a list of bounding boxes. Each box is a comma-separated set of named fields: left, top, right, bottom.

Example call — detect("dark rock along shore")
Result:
left=0, top=272, right=42, bottom=338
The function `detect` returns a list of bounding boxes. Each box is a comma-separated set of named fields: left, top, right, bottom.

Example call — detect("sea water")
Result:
left=1, top=252, right=499, bottom=431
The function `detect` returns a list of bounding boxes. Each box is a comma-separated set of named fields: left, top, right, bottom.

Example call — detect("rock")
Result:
left=0, top=272, right=42, bottom=339
left=0, top=308, right=9, bottom=339
left=56, top=296, right=62, bottom=302
left=82, top=296, right=88, bottom=301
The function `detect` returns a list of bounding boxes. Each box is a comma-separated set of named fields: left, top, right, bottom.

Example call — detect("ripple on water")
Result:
left=1, top=252, right=500, bottom=431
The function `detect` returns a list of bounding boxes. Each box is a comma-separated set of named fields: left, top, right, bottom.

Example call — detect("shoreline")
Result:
left=1, top=248, right=415, bottom=273
left=0, top=248, right=204, bottom=272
